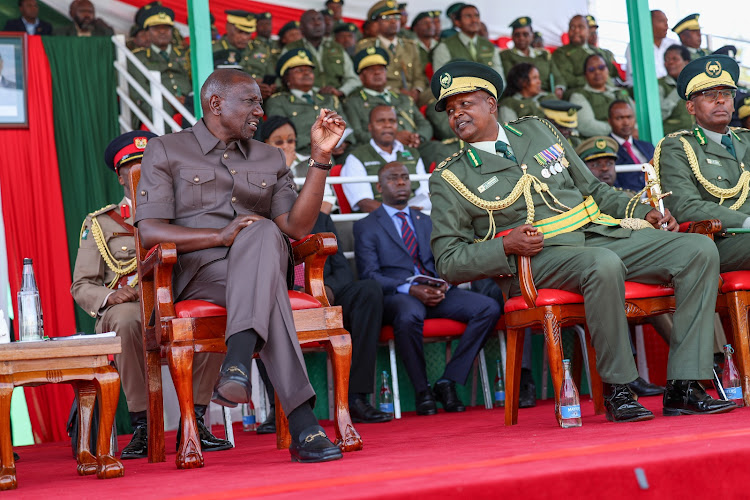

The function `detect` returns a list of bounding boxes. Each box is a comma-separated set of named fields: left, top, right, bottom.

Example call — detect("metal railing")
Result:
left=111, top=34, right=196, bottom=135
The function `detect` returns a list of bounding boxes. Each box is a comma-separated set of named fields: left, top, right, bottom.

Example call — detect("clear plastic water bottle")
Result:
left=241, top=400, right=257, bottom=431
left=722, top=344, right=744, bottom=407
left=494, top=359, right=505, bottom=407
left=379, top=371, right=394, bottom=416
left=558, top=359, right=582, bottom=428
left=17, top=258, right=43, bottom=341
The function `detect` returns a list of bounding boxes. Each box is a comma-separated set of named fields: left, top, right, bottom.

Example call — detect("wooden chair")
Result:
left=504, top=253, right=677, bottom=426
left=129, top=166, right=362, bottom=469
left=379, top=319, right=493, bottom=418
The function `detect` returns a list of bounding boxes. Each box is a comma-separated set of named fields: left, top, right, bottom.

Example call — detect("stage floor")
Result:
left=6, top=394, right=750, bottom=499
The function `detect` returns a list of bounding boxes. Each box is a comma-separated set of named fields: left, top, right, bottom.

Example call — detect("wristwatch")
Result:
left=308, top=157, right=333, bottom=171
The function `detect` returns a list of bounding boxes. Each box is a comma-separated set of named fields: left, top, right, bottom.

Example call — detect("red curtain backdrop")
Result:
left=0, top=35, right=77, bottom=443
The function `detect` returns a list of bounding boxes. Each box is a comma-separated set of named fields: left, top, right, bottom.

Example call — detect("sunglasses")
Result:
left=586, top=64, right=607, bottom=73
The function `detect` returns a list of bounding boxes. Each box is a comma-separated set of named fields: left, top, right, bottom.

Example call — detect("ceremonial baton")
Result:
left=641, top=163, right=672, bottom=230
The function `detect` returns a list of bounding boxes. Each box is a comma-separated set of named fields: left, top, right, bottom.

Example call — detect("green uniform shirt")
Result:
left=498, top=93, right=550, bottom=123
left=355, top=36, right=428, bottom=95
left=212, top=36, right=275, bottom=80
left=658, top=76, right=695, bottom=135
left=432, top=33, right=502, bottom=75
left=500, top=48, right=565, bottom=92
left=348, top=142, right=422, bottom=201
left=131, top=45, right=192, bottom=119
left=284, top=38, right=360, bottom=96
left=551, top=43, right=619, bottom=94
left=254, top=35, right=282, bottom=68
left=569, top=84, right=632, bottom=139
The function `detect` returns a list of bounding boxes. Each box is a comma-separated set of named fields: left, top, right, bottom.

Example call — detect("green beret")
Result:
left=585, top=15, right=598, bottom=28
left=368, top=0, right=401, bottom=20
left=278, top=20, right=301, bottom=39
left=446, top=2, right=466, bottom=17
left=539, top=99, right=581, bottom=128
left=104, top=131, right=158, bottom=173
left=333, top=22, right=360, bottom=34
left=575, top=136, right=618, bottom=163
left=672, top=13, right=700, bottom=34
left=412, top=11, right=437, bottom=28
left=431, top=60, right=504, bottom=112
left=353, top=46, right=389, bottom=73
left=276, top=48, right=316, bottom=78
left=676, top=54, right=739, bottom=100
left=509, top=17, right=532, bottom=30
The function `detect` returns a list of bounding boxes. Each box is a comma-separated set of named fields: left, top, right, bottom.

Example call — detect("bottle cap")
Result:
left=23, top=258, right=32, bottom=264
left=563, top=359, right=570, bottom=363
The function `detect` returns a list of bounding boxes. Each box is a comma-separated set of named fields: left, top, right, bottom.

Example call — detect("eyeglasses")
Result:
left=586, top=64, right=607, bottom=73
left=694, top=89, right=736, bottom=102
left=379, top=14, right=400, bottom=20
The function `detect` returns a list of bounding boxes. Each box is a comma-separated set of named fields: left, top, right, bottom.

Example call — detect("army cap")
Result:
left=575, top=136, right=618, bottom=163
left=585, top=15, right=598, bottom=28
left=368, top=0, right=402, bottom=20
left=225, top=10, right=257, bottom=33
left=412, top=10, right=437, bottom=28
left=104, top=131, right=158, bottom=174
left=540, top=99, right=582, bottom=128
left=738, top=96, right=750, bottom=121
left=256, top=12, right=272, bottom=20
left=320, top=8, right=334, bottom=17
left=677, top=54, right=738, bottom=100
left=672, top=13, right=700, bottom=35
left=142, top=6, right=174, bottom=28
left=333, top=22, right=360, bottom=34
left=431, top=60, right=504, bottom=112
left=353, top=46, right=389, bottom=73
left=446, top=3, right=466, bottom=18
left=713, top=45, right=738, bottom=59
left=276, top=48, right=316, bottom=77
left=278, top=20, right=301, bottom=39
left=509, top=17, right=532, bottom=30
left=326, top=0, right=344, bottom=4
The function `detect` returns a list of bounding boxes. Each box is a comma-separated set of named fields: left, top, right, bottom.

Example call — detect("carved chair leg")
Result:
left=325, top=333, right=362, bottom=452
left=167, top=345, right=203, bottom=469
left=93, top=367, right=124, bottom=479
left=584, top=326, right=605, bottom=415
left=727, top=292, right=750, bottom=407
left=542, top=309, right=565, bottom=425
left=0, top=376, right=16, bottom=491
left=145, top=348, right=165, bottom=463
left=72, top=380, right=98, bottom=476
left=504, top=327, right=525, bottom=426
left=276, top=393, right=290, bottom=450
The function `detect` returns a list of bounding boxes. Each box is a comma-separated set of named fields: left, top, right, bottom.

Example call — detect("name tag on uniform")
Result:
left=364, top=161, right=382, bottom=166
left=477, top=176, right=498, bottom=193
left=706, top=158, right=722, bottom=166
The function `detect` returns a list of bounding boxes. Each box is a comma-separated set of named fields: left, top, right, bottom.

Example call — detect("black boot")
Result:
left=519, top=368, right=537, bottom=408
left=121, top=411, right=148, bottom=460
left=603, top=383, right=654, bottom=423
left=176, top=405, right=233, bottom=452
left=663, top=380, right=737, bottom=416
left=256, top=406, right=276, bottom=434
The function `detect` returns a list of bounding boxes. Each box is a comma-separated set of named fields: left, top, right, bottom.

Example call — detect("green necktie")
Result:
left=302, top=93, right=314, bottom=104
left=159, top=50, right=169, bottom=61
left=495, top=140, right=517, bottom=162
left=468, top=39, right=477, bottom=60
left=389, top=43, right=396, bottom=53
left=721, top=135, right=736, bottom=159
left=380, top=92, right=391, bottom=103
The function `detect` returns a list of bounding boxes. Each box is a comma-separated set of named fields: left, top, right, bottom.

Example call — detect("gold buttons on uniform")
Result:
left=90, top=311, right=96, bottom=317
left=223, top=153, right=229, bottom=159
left=314, top=106, right=319, bottom=110
left=261, top=181, right=267, bottom=187
left=292, top=111, right=298, bottom=116
left=394, top=70, right=400, bottom=76
left=121, top=246, right=128, bottom=251
left=495, top=196, right=501, bottom=200
left=718, top=176, right=722, bottom=180
left=168, top=63, right=172, bottom=68
left=140, top=190, right=146, bottom=196
left=231, top=196, right=237, bottom=203
left=336, top=59, right=340, bottom=64
left=230, top=169, right=237, bottom=175
left=408, top=63, right=412, bottom=68
left=172, top=85, right=177, bottom=90
left=194, top=176, right=200, bottom=182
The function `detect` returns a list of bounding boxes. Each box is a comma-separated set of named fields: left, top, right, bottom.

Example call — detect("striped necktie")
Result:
left=395, top=212, right=430, bottom=276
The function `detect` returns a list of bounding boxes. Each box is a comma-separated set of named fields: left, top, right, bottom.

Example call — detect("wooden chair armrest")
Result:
left=140, top=242, right=178, bottom=278
left=139, top=243, right=178, bottom=322
left=517, top=255, right=538, bottom=308
left=679, top=219, right=722, bottom=239
left=292, top=233, right=338, bottom=307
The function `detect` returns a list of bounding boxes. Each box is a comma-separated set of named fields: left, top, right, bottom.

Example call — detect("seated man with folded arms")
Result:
left=135, top=68, right=346, bottom=463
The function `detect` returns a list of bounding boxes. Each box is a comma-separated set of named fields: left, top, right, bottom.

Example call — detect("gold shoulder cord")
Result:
left=653, top=136, right=750, bottom=209
left=90, top=216, right=138, bottom=289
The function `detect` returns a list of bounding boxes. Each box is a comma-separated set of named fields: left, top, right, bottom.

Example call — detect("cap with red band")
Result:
left=104, top=130, right=158, bottom=173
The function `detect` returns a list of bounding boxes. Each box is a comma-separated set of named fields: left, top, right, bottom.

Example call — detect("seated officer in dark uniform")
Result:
left=658, top=55, right=750, bottom=273
left=135, top=68, right=347, bottom=463
left=428, top=61, right=736, bottom=421
left=71, top=132, right=231, bottom=459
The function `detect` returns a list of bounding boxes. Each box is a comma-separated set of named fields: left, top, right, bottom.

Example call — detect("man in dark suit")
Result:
left=608, top=100, right=655, bottom=193
left=3, top=0, right=53, bottom=35
left=353, top=161, right=501, bottom=415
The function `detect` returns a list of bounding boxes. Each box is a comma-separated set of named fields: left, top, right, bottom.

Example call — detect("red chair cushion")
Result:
left=175, top=291, right=322, bottom=318
left=678, top=221, right=693, bottom=233
left=721, top=271, right=750, bottom=293
left=504, top=282, right=674, bottom=313
left=379, top=318, right=467, bottom=342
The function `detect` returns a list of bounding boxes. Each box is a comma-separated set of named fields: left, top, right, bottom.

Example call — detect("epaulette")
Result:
left=434, top=149, right=466, bottom=171
left=173, top=47, right=182, bottom=56
left=80, top=204, right=116, bottom=242
left=332, top=95, right=340, bottom=107
left=132, top=47, right=146, bottom=54
left=269, top=91, right=283, bottom=98
left=316, top=93, right=325, bottom=101
left=508, top=115, right=539, bottom=125
left=731, top=127, right=750, bottom=135
left=666, top=130, right=692, bottom=138
left=89, top=204, right=118, bottom=218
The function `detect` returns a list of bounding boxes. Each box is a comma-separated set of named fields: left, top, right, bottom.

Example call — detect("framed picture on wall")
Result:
left=0, top=33, right=28, bottom=128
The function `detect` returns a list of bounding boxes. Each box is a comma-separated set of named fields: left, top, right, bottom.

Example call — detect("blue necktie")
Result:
left=396, top=212, right=430, bottom=276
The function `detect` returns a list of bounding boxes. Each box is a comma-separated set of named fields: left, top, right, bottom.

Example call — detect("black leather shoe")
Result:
left=519, top=369, right=537, bottom=408
left=211, top=361, right=252, bottom=408
left=175, top=416, right=233, bottom=452
left=663, top=380, right=737, bottom=416
left=120, top=424, right=148, bottom=459
left=627, top=376, right=665, bottom=397
left=349, top=397, right=393, bottom=423
left=256, top=407, right=276, bottom=435
left=604, top=383, right=654, bottom=423
left=13, top=452, right=19, bottom=461
left=415, top=387, right=437, bottom=416
left=289, top=425, right=343, bottom=463
left=433, top=380, right=466, bottom=412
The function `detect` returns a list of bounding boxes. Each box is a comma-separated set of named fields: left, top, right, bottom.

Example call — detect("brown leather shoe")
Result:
left=663, top=380, right=737, bottom=416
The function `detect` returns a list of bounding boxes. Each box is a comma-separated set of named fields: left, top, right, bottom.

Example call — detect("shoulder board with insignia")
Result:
left=332, top=95, right=340, bottom=107
left=434, top=149, right=466, bottom=171
left=359, top=89, right=367, bottom=100
left=89, top=204, right=118, bottom=218
left=692, top=127, right=707, bottom=145
left=730, top=127, right=749, bottom=141
left=666, top=130, right=691, bottom=138
left=132, top=47, right=146, bottom=54
left=509, top=115, right=539, bottom=124
left=145, top=48, right=151, bottom=58
left=503, top=123, right=523, bottom=136
left=269, top=91, right=283, bottom=98
left=174, top=47, right=182, bottom=56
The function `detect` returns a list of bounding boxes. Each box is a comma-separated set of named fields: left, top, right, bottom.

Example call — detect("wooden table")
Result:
left=0, top=337, right=124, bottom=490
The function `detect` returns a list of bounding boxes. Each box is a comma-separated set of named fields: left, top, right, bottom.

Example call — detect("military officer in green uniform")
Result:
left=284, top=10, right=360, bottom=97
left=278, top=20, right=303, bottom=49
left=551, top=15, right=619, bottom=95
left=71, top=132, right=230, bottom=460
left=501, top=17, right=564, bottom=97
left=131, top=6, right=192, bottom=121
left=498, top=62, right=551, bottom=123
left=540, top=99, right=583, bottom=148
left=432, top=4, right=502, bottom=77
left=585, top=14, right=618, bottom=77
left=333, top=22, right=360, bottom=57
left=411, top=11, right=439, bottom=69
left=356, top=0, right=429, bottom=105
left=659, top=44, right=695, bottom=135
left=658, top=55, right=750, bottom=275
left=254, top=12, right=282, bottom=66
left=673, top=14, right=707, bottom=60
left=265, top=49, right=351, bottom=156
left=427, top=60, right=736, bottom=421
